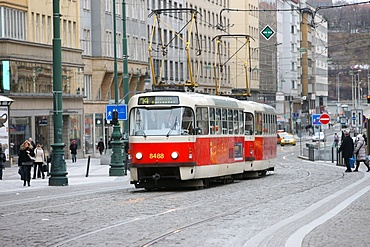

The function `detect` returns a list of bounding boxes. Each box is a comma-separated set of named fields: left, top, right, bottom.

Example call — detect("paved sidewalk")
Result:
left=0, top=157, right=130, bottom=192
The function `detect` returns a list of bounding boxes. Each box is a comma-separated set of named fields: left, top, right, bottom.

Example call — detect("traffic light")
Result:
left=112, top=110, right=118, bottom=125
left=367, top=95, right=370, bottom=103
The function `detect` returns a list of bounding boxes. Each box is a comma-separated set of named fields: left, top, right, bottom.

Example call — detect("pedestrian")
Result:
left=0, top=145, right=6, bottom=180
left=28, top=137, right=36, bottom=149
left=353, top=134, right=370, bottom=172
left=70, top=140, right=77, bottom=163
left=333, top=133, right=339, bottom=147
left=338, top=130, right=354, bottom=172
left=97, top=138, right=105, bottom=155
left=18, top=140, right=35, bottom=186
left=108, top=136, right=113, bottom=149
left=33, top=143, right=45, bottom=179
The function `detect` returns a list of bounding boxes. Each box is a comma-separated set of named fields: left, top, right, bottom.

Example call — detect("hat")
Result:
left=343, top=129, right=349, bottom=135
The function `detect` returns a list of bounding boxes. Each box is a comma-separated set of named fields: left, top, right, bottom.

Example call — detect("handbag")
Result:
left=42, top=164, right=48, bottom=172
left=22, top=161, right=34, bottom=166
left=349, top=157, right=355, bottom=168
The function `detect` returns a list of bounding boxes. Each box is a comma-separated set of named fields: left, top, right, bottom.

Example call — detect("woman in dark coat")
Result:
left=69, top=140, right=77, bottom=163
left=338, top=130, right=354, bottom=172
left=18, top=140, right=35, bottom=186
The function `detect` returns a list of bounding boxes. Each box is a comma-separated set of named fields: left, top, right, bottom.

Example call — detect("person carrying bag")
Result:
left=18, top=140, right=35, bottom=186
left=353, top=134, right=370, bottom=172
left=338, top=130, right=354, bottom=172
left=34, top=143, right=46, bottom=179
left=0, top=145, right=6, bottom=180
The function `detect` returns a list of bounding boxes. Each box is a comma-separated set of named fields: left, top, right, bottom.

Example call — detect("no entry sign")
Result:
left=319, top=113, right=330, bottom=125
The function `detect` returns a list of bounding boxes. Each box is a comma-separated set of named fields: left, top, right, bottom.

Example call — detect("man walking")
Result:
left=339, top=130, right=354, bottom=172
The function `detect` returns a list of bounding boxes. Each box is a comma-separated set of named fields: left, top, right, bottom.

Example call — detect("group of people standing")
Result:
left=18, top=138, right=46, bottom=186
left=15, top=137, right=107, bottom=186
left=338, top=130, right=370, bottom=173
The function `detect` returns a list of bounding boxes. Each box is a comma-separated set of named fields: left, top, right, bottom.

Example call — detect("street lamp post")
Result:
left=109, top=0, right=125, bottom=176
left=368, top=70, right=370, bottom=105
left=49, top=0, right=68, bottom=186
left=350, top=70, right=354, bottom=109
left=337, top=71, right=343, bottom=116
left=356, top=70, right=361, bottom=108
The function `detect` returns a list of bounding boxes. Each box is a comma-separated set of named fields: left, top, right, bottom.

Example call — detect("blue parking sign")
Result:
left=106, top=104, right=127, bottom=121
left=312, top=114, right=321, bottom=125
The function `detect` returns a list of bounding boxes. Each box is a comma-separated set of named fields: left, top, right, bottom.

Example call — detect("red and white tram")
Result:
left=128, top=91, right=277, bottom=189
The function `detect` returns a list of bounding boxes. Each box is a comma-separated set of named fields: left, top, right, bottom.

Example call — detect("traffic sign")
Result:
left=261, top=25, right=275, bottom=40
left=312, top=114, right=321, bottom=125
left=319, top=113, right=330, bottom=125
left=106, top=104, right=127, bottom=121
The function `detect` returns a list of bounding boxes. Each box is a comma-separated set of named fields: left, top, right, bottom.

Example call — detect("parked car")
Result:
left=312, top=132, right=326, bottom=142
left=280, top=134, right=296, bottom=146
left=277, top=132, right=290, bottom=144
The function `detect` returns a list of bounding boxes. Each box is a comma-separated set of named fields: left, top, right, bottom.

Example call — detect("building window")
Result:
left=83, top=0, right=90, bottom=10
left=105, top=0, right=112, bottom=13
left=84, top=75, right=92, bottom=100
left=0, top=7, right=26, bottom=40
left=84, top=114, right=93, bottom=154
left=69, top=115, right=81, bottom=149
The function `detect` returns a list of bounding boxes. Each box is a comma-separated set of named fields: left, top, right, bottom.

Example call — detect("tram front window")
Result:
left=129, top=107, right=194, bottom=136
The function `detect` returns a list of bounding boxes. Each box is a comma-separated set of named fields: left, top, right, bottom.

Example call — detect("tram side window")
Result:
left=222, top=108, right=227, bottom=134
left=238, top=111, right=244, bottom=134
left=263, top=114, right=268, bottom=134
left=228, top=109, right=233, bottom=134
left=233, top=110, right=239, bottom=134
left=244, top=112, right=253, bottom=135
left=196, top=107, right=209, bottom=135
left=209, top=108, right=215, bottom=135
left=272, top=115, right=277, bottom=134
left=216, top=108, right=222, bottom=135
left=255, top=113, right=262, bottom=135
left=181, top=107, right=195, bottom=135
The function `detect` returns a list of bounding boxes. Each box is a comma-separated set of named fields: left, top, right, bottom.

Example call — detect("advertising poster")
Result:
left=0, top=106, right=9, bottom=160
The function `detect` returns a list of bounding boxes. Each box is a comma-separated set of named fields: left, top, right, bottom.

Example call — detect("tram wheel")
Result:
left=259, top=170, right=267, bottom=177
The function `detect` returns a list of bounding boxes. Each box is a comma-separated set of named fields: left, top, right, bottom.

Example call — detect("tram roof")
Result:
left=129, top=91, right=276, bottom=114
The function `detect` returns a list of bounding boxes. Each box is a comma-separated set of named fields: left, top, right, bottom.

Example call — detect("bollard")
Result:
left=85, top=156, right=91, bottom=177
left=46, top=155, right=50, bottom=176
left=332, top=147, right=334, bottom=163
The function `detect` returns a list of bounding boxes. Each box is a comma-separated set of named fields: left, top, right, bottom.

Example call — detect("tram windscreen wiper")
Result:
left=166, top=116, right=178, bottom=137
left=137, top=122, right=146, bottom=138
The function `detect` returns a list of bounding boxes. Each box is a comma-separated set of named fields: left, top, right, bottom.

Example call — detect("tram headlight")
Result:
left=171, top=151, right=179, bottom=159
left=135, top=152, right=143, bottom=160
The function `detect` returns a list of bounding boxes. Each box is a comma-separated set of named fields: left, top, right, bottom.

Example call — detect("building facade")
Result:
left=0, top=0, right=84, bottom=160
left=0, top=0, right=149, bottom=162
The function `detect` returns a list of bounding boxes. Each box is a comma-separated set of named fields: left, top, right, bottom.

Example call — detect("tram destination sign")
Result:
left=138, top=96, right=179, bottom=105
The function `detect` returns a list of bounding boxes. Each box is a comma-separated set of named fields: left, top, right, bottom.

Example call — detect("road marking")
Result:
left=243, top=174, right=369, bottom=247
left=285, top=173, right=370, bottom=247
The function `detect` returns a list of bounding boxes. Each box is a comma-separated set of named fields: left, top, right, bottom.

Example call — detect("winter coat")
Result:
left=354, top=136, right=367, bottom=161
left=70, top=143, right=77, bottom=155
left=339, top=135, right=354, bottom=159
left=97, top=141, right=105, bottom=151
left=34, top=147, right=45, bottom=163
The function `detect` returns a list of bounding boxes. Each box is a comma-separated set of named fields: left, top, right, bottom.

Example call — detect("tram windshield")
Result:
left=129, top=107, right=195, bottom=136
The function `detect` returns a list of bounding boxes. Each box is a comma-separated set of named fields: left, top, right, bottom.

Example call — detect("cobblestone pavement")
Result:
left=1, top=149, right=370, bottom=246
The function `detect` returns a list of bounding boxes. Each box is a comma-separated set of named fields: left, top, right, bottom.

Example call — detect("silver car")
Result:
left=312, top=132, right=326, bottom=142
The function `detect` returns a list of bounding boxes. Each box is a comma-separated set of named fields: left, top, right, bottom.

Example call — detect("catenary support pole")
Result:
left=49, top=0, right=68, bottom=186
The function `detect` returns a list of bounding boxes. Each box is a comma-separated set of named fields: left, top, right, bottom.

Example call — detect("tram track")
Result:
left=48, top=167, right=348, bottom=246
left=2, top=146, right=365, bottom=246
